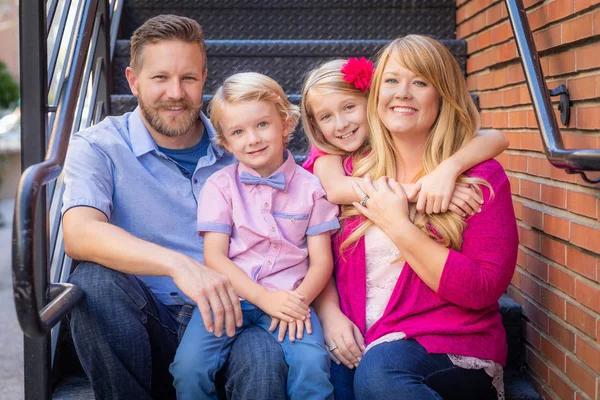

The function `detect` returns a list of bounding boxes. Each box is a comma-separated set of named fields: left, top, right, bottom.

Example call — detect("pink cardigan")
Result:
left=334, top=159, right=518, bottom=366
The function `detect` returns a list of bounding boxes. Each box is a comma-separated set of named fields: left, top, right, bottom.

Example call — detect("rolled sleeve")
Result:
left=61, top=134, right=114, bottom=219
left=197, top=177, right=233, bottom=235
left=306, top=190, right=339, bottom=236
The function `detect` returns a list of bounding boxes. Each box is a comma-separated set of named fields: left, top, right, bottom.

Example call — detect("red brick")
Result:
left=548, top=369, right=575, bottom=400
left=508, top=154, right=527, bottom=172
left=576, top=335, right=600, bottom=374
left=526, top=321, right=542, bottom=350
left=503, top=87, right=521, bottom=107
left=567, top=191, right=598, bottom=219
left=491, top=21, right=512, bottom=44
left=550, top=167, right=579, bottom=183
left=566, top=356, right=597, bottom=399
left=496, top=41, right=518, bottom=63
left=575, top=0, right=594, bottom=11
left=541, top=237, right=566, bottom=265
left=547, top=0, right=575, bottom=23
left=575, top=279, right=600, bottom=314
left=520, top=132, right=543, bottom=151
left=563, top=133, right=598, bottom=150
left=576, top=43, right=600, bottom=71
left=577, top=106, right=600, bottom=130
left=541, top=184, right=567, bottom=208
left=528, top=5, right=548, bottom=31
left=526, top=109, right=539, bottom=128
left=549, top=265, right=576, bottom=296
left=525, top=298, right=551, bottom=332
left=543, top=214, right=570, bottom=241
left=594, top=8, right=600, bottom=35
left=567, top=75, right=598, bottom=100
left=571, top=222, right=600, bottom=254
left=491, top=110, right=508, bottom=127
left=566, top=302, right=597, bottom=338
left=566, top=246, right=598, bottom=281
left=521, top=273, right=543, bottom=301
left=509, top=110, right=528, bottom=128
left=519, top=85, right=532, bottom=104
left=510, top=176, right=520, bottom=196
left=521, top=180, right=542, bottom=201
left=517, top=247, right=527, bottom=267
left=486, top=2, right=505, bottom=26
left=527, top=253, right=549, bottom=281
left=550, top=317, right=576, bottom=350
left=527, top=347, right=549, bottom=380
left=563, top=14, right=594, bottom=44
left=534, top=25, right=562, bottom=51
left=467, top=74, right=478, bottom=91
left=471, top=11, right=487, bottom=35
left=548, top=51, right=576, bottom=77
left=528, top=156, right=552, bottom=178
left=520, top=226, right=542, bottom=252
left=522, top=205, right=544, bottom=229
left=541, top=286, right=566, bottom=317
left=481, top=90, right=503, bottom=108
left=507, top=63, right=525, bottom=84
left=543, top=336, right=568, bottom=371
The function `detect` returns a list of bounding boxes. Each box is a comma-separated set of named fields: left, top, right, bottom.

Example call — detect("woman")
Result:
left=313, top=35, right=518, bottom=400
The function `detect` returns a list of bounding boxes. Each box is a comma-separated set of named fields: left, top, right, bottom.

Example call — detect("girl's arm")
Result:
left=314, top=155, right=413, bottom=205
left=203, top=232, right=310, bottom=323
left=294, top=232, right=334, bottom=305
left=408, top=129, right=509, bottom=214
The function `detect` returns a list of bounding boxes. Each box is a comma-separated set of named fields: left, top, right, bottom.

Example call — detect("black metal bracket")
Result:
left=548, top=84, right=570, bottom=126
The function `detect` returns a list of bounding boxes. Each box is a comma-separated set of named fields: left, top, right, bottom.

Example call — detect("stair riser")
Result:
left=121, top=8, right=455, bottom=40
left=112, top=40, right=466, bottom=95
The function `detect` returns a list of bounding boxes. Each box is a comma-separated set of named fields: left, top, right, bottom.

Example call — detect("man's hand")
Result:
left=172, top=256, right=243, bottom=338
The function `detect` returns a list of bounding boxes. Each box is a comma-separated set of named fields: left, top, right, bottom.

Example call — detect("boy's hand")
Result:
left=256, top=290, right=311, bottom=323
left=269, top=316, right=313, bottom=342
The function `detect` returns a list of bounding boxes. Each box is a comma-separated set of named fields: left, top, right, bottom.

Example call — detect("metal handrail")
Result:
left=505, top=0, right=600, bottom=183
left=12, top=0, right=107, bottom=338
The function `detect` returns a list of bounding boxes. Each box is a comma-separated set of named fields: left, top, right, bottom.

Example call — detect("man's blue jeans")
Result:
left=170, top=301, right=334, bottom=400
left=330, top=339, right=497, bottom=400
left=68, top=262, right=288, bottom=400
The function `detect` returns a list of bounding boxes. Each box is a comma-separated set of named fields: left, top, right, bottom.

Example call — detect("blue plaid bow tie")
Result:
left=239, top=171, right=286, bottom=190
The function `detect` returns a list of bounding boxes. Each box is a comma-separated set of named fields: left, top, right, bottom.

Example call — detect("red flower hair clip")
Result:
left=341, top=57, right=374, bottom=93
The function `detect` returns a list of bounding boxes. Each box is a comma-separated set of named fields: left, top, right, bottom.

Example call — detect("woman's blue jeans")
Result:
left=331, top=339, right=497, bottom=400
left=68, top=262, right=288, bottom=400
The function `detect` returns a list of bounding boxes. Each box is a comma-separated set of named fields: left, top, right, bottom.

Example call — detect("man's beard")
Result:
left=138, top=96, right=202, bottom=138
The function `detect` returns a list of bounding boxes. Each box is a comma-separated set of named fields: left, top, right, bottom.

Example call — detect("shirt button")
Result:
left=267, top=260, right=272, bottom=265
left=193, top=179, right=198, bottom=184
left=264, top=202, right=269, bottom=208
left=290, top=219, right=296, bottom=224
left=273, top=244, right=279, bottom=249
left=270, top=226, right=276, bottom=232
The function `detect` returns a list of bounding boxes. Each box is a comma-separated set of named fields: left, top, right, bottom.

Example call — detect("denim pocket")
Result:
left=176, top=303, right=195, bottom=343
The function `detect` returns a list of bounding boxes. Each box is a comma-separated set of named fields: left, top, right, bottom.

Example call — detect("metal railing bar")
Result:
left=505, top=0, right=600, bottom=176
left=46, top=0, right=61, bottom=34
left=109, top=0, right=124, bottom=59
left=72, top=16, right=102, bottom=133
left=48, top=176, right=66, bottom=267
left=93, top=100, right=107, bottom=125
left=13, top=0, right=100, bottom=337
left=47, top=0, right=73, bottom=87
left=85, top=59, right=105, bottom=128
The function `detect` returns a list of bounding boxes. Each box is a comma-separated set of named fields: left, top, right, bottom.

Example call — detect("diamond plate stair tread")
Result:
left=121, top=7, right=455, bottom=40
left=125, top=0, right=457, bottom=8
left=112, top=39, right=466, bottom=95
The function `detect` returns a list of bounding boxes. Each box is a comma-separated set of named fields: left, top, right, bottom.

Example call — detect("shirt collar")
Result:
left=237, top=149, right=297, bottom=191
left=129, top=106, right=223, bottom=158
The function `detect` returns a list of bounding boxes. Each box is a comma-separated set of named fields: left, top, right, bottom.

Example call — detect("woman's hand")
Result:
left=353, top=175, right=411, bottom=233
left=320, top=308, right=365, bottom=369
left=448, top=183, right=483, bottom=217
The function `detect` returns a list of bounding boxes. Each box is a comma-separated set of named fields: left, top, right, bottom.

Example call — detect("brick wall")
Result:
left=456, top=0, right=600, bottom=399
left=0, top=0, right=19, bottom=80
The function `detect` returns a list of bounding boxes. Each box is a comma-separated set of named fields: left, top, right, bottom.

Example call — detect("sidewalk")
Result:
left=0, top=197, right=24, bottom=400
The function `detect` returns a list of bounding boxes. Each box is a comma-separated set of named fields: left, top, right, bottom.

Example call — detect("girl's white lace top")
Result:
left=364, top=226, right=505, bottom=399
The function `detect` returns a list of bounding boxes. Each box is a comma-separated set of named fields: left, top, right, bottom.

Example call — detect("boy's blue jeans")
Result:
left=68, top=262, right=288, bottom=400
left=330, top=338, right=496, bottom=400
left=171, top=300, right=334, bottom=400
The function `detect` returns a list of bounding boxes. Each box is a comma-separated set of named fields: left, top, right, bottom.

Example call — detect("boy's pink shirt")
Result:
left=198, top=150, right=340, bottom=293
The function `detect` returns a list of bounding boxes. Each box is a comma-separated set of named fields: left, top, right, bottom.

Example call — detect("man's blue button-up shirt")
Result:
left=62, top=107, right=235, bottom=305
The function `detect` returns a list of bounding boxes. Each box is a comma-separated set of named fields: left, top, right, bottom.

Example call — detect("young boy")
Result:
left=169, top=72, right=337, bottom=400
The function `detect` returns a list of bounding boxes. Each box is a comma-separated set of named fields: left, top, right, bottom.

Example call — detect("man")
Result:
left=62, top=15, right=287, bottom=399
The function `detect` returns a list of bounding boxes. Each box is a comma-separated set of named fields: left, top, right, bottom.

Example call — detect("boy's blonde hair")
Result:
left=209, top=72, right=300, bottom=148
left=301, top=60, right=369, bottom=156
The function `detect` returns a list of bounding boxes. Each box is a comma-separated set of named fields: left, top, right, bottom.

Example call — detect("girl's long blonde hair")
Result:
left=300, top=59, right=370, bottom=157
left=340, top=35, right=490, bottom=253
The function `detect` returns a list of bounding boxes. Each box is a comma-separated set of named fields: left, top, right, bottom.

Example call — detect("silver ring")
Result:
left=359, top=194, right=369, bottom=207
left=328, top=344, right=338, bottom=352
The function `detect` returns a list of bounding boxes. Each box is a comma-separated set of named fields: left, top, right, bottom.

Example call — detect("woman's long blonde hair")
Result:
left=340, top=35, right=490, bottom=253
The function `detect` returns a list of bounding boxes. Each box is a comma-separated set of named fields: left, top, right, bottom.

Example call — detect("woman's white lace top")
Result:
left=364, top=226, right=505, bottom=399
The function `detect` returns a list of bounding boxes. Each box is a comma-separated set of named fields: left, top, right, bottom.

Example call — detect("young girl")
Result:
left=170, top=72, right=336, bottom=400
left=300, top=58, right=509, bottom=216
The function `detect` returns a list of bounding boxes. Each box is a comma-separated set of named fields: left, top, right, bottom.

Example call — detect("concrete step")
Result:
left=112, top=39, right=467, bottom=96
left=120, top=0, right=456, bottom=40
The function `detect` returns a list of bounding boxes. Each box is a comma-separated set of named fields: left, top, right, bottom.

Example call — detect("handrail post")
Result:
left=17, top=1, right=51, bottom=399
